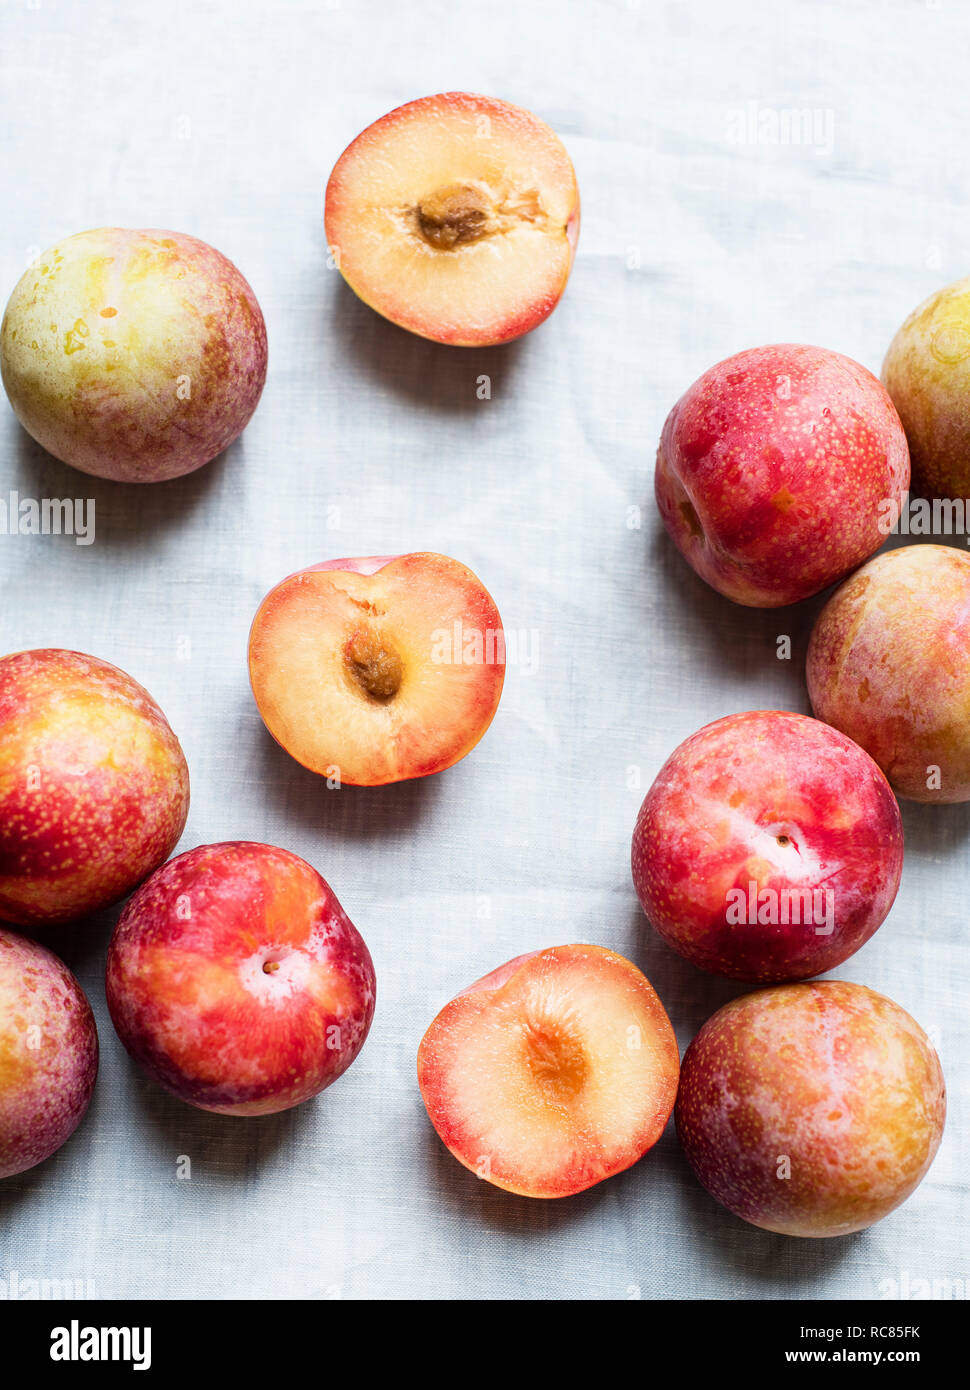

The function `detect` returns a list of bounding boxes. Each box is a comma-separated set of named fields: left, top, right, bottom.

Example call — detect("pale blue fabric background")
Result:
left=0, top=0, right=966, bottom=1300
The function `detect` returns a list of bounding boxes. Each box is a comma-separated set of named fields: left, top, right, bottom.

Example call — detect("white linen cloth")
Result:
left=0, top=0, right=966, bottom=1299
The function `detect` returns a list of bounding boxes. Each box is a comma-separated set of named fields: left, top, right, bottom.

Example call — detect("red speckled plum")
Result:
left=655, top=344, right=909, bottom=606
left=0, top=929, right=98, bottom=1179
left=632, top=711, right=903, bottom=982
left=0, top=649, right=189, bottom=928
left=676, top=982, right=945, bottom=1237
left=106, top=842, right=376, bottom=1116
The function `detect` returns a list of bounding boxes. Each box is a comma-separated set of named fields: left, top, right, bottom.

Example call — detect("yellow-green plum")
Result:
left=676, top=982, right=945, bottom=1237
left=807, top=545, right=970, bottom=802
left=0, top=649, right=189, bottom=926
left=0, top=929, right=98, bottom=1179
left=883, top=277, right=970, bottom=499
left=0, top=228, right=267, bottom=483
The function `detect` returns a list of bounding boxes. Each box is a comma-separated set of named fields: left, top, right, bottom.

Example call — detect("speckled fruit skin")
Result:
left=882, top=277, right=970, bottom=499
left=106, top=842, right=376, bottom=1116
left=0, top=228, right=267, bottom=483
left=676, top=981, right=945, bottom=1237
left=808, top=545, right=970, bottom=803
left=632, top=711, right=903, bottom=982
left=655, top=344, right=910, bottom=606
left=0, top=929, right=98, bottom=1179
left=0, top=649, right=190, bottom=927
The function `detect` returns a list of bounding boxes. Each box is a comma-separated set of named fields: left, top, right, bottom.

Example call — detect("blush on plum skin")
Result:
left=655, top=343, right=910, bottom=607
left=0, top=929, right=98, bottom=1180
left=105, top=842, right=376, bottom=1117
left=882, top=275, right=970, bottom=499
left=632, top=711, right=903, bottom=982
left=0, top=649, right=190, bottom=928
left=675, top=982, right=946, bottom=1237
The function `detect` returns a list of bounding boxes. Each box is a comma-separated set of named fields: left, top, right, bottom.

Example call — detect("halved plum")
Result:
left=325, top=92, right=580, bottom=346
left=418, top=944, right=680, bottom=1198
left=248, top=552, right=505, bottom=786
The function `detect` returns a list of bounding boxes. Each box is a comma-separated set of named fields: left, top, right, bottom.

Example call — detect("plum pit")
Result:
left=416, top=184, right=491, bottom=249
left=522, top=1014, right=588, bottom=1103
left=344, top=628, right=404, bottom=703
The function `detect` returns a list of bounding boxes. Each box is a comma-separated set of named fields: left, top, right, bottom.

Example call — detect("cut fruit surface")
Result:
left=248, top=552, right=505, bottom=786
left=417, top=944, right=680, bottom=1198
left=325, top=92, right=580, bottom=346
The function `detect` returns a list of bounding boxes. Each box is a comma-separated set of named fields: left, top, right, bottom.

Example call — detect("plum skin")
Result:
left=675, top=981, right=945, bottom=1237
left=0, top=929, right=98, bottom=1180
left=0, top=227, right=267, bottom=483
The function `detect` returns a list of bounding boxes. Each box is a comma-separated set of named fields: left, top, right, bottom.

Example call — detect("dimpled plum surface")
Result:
left=632, top=711, right=903, bottom=981
left=807, top=545, right=970, bottom=803
left=0, top=929, right=98, bottom=1179
left=675, top=981, right=945, bottom=1237
left=106, top=842, right=376, bottom=1116
left=655, top=344, right=909, bottom=606
left=0, top=649, right=189, bottom=927
left=0, top=227, right=267, bottom=482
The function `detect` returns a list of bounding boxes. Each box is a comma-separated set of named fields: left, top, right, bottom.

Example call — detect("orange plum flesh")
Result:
left=325, top=93, right=580, bottom=346
left=248, top=553, right=505, bottom=786
left=418, top=945, right=680, bottom=1198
